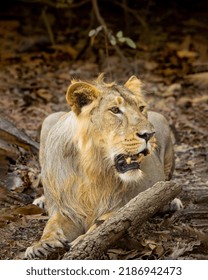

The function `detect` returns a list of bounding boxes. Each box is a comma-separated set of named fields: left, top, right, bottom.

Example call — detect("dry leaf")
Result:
left=14, top=204, right=45, bottom=215
left=36, top=89, right=53, bottom=102
left=163, top=83, right=181, bottom=97
left=186, top=72, right=208, bottom=86
left=169, top=240, right=201, bottom=259
left=177, top=50, right=198, bottom=59
left=144, top=61, right=158, bottom=71
left=6, top=173, right=24, bottom=192
left=51, top=44, right=78, bottom=59
left=152, top=244, right=165, bottom=258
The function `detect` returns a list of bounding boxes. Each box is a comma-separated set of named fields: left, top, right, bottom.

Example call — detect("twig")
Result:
left=122, top=0, right=130, bottom=33
left=91, top=0, right=128, bottom=64
left=19, top=0, right=90, bottom=9
left=41, top=6, right=55, bottom=45
left=114, top=0, right=147, bottom=28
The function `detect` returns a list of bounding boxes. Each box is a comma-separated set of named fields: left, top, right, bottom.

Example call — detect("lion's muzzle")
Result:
left=114, top=130, right=155, bottom=174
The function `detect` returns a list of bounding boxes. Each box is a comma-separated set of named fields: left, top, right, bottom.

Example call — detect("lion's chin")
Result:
left=118, top=169, right=143, bottom=183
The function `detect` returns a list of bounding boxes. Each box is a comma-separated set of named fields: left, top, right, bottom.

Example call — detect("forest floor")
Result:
left=0, top=1, right=207, bottom=260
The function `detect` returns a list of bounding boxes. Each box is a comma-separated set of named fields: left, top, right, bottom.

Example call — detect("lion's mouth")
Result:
left=114, top=149, right=149, bottom=173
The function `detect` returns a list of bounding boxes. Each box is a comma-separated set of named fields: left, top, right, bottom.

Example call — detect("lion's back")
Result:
left=39, top=111, right=66, bottom=166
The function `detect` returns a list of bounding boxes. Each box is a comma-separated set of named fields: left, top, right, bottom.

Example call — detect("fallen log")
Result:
left=63, top=181, right=181, bottom=260
left=0, top=118, right=39, bottom=153
left=0, top=118, right=39, bottom=185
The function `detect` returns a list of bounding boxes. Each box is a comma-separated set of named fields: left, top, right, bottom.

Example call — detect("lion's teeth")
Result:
left=137, top=153, right=145, bottom=162
left=126, top=157, right=132, bottom=164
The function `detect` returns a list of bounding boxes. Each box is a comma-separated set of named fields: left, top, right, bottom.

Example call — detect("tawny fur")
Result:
left=26, top=75, right=179, bottom=259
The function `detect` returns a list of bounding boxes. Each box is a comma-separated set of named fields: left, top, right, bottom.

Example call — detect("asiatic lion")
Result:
left=25, top=74, right=182, bottom=259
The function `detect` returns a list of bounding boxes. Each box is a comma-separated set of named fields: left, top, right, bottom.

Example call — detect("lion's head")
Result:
left=66, top=75, right=156, bottom=182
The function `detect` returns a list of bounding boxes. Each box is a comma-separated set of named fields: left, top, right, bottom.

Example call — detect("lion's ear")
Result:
left=124, top=76, right=143, bottom=98
left=66, top=82, right=99, bottom=115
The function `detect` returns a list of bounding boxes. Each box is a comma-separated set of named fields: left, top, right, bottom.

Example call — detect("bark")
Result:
left=0, top=118, right=39, bottom=153
left=0, top=118, right=39, bottom=186
left=63, top=181, right=181, bottom=260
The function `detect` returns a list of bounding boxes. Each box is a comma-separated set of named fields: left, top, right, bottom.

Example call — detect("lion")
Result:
left=25, top=74, right=182, bottom=259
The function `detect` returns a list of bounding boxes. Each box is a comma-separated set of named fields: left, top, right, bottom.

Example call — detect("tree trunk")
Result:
left=63, top=181, right=181, bottom=260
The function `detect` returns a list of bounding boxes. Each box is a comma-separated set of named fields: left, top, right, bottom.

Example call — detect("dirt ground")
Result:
left=0, top=0, right=207, bottom=260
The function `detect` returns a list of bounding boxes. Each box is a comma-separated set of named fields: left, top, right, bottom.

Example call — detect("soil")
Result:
left=0, top=0, right=207, bottom=260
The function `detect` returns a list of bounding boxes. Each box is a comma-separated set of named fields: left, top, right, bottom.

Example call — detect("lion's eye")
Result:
left=139, top=106, right=146, bottom=112
left=109, top=107, right=122, bottom=114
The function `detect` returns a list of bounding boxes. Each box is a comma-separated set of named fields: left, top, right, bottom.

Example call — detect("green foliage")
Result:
left=88, top=25, right=103, bottom=37
left=116, top=31, right=136, bottom=49
left=89, top=27, right=136, bottom=49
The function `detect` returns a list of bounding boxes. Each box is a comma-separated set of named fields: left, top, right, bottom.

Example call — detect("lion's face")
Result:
left=66, top=75, right=156, bottom=182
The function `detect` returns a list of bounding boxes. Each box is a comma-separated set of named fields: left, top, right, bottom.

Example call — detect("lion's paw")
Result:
left=70, top=234, right=85, bottom=248
left=162, top=198, right=183, bottom=212
left=25, top=238, right=70, bottom=259
left=33, top=195, right=46, bottom=209
left=169, top=198, right=183, bottom=211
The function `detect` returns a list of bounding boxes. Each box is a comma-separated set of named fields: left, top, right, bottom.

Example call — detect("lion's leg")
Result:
left=70, top=212, right=114, bottom=248
left=25, top=212, right=81, bottom=259
left=164, top=139, right=175, bottom=180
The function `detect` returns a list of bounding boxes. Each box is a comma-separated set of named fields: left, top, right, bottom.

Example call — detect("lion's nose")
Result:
left=136, top=131, right=155, bottom=142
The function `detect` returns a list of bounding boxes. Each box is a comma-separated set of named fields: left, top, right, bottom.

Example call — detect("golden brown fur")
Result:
left=26, top=75, right=180, bottom=259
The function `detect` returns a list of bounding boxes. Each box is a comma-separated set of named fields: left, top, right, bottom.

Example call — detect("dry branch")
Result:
left=0, top=118, right=39, bottom=153
left=0, top=118, right=39, bottom=185
left=63, top=181, right=181, bottom=260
